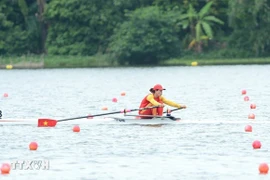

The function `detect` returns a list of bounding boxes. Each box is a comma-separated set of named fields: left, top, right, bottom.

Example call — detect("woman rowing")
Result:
left=138, top=84, right=186, bottom=119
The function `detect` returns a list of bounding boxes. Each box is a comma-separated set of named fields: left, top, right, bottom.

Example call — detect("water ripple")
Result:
left=1, top=66, right=270, bottom=179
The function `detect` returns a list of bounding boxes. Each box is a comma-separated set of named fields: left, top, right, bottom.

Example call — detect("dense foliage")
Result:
left=0, top=0, right=269, bottom=64
left=109, top=6, right=181, bottom=64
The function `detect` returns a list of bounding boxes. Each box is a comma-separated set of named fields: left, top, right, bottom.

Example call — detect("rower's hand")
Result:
left=158, top=104, right=165, bottom=108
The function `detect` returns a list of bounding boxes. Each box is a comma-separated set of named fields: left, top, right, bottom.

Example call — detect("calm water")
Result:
left=1, top=65, right=270, bottom=180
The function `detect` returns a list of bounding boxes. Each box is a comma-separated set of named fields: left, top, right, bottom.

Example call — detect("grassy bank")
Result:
left=0, top=54, right=117, bottom=69
left=162, top=57, right=270, bottom=66
left=1, top=55, right=270, bottom=69
left=44, top=54, right=117, bottom=68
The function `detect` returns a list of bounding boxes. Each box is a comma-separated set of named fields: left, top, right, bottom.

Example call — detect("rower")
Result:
left=138, top=84, right=186, bottom=119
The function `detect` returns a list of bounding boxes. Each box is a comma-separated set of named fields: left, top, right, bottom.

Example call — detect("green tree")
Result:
left=179, top=1, right=224, bottom=53
left=228, top=0, right=270, bottom=57
left=18, top=0, right=45, bottom=53
left=44, top=0, right=129, bottom=55
left=0, top=3, right=13, bottom=54
left=0, top=0, right=44, bottom=55
left=109, top=6, right=181, bottom=65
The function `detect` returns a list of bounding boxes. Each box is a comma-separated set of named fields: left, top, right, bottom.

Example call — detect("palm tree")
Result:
left=179, top=1, right=224, bottom=53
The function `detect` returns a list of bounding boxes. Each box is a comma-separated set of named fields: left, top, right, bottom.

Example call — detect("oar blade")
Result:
left=38, top=118, right=57, bottom=127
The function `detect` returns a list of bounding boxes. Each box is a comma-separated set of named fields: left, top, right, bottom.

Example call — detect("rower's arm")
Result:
left=146, top=94, right=162, bottom=106
left=160, top=96, right=181, bottom=108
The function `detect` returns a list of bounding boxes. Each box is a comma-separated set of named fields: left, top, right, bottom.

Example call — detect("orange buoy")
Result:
left=252, top=140, right=261, bottom=149
left=259, top=163, right=269, bottom=174
left=3, top=93, right=8, bottom=97
left=1, top=163, right=11, bottom=174
left=73, top=125, right=80, bottom=132
left=245, top=125, right=252, bottom=132
left=248, top=113, right=255, bottom=119
left=29, top=142, right=38, bottom=150
left=120, top=92, right=126, bottom=96
left=241, top=90, right=247, bottom=95
left=112, top=98, right=118, bottom=103
left=244, top=96, right=249, bottom=101
left=102, top=107, right=108, bottom=110
left=250, top=103, right=256, bottom=109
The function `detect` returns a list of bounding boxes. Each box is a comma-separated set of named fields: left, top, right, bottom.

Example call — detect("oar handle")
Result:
left=57, top=106, right=159, bottom=122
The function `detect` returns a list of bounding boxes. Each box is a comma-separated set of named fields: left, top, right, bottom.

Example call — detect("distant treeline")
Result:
left=0, top=0, right=270, bottom=65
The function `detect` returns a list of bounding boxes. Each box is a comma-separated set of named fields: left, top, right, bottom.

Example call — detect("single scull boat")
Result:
left=1, top=117, right=269, bottom=125
left=0, top=116, right=180, bottom=125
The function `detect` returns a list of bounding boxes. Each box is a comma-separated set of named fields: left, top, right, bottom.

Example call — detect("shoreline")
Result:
left=1, top=55, right=270, bottom=69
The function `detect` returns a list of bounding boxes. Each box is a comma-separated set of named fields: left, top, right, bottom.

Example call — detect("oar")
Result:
left=37, top=106, right=159, bottom=127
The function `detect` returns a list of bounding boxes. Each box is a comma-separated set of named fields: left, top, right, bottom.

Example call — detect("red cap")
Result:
left=149, top=84, right=166, bottom=92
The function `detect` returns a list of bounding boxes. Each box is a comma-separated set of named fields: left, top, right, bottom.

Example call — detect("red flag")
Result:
left=38, top=119, right=57, bottom=127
